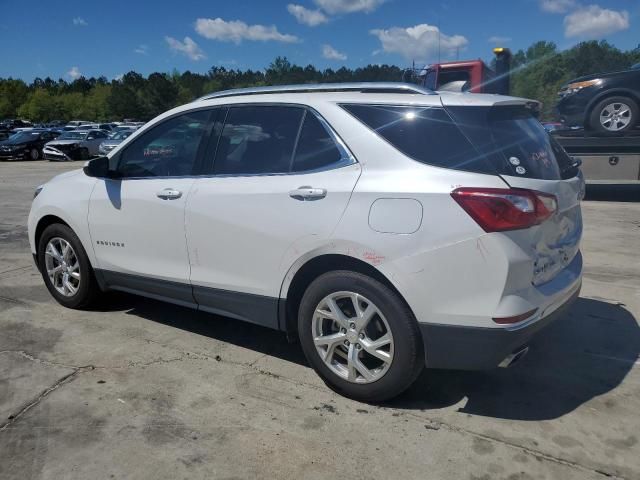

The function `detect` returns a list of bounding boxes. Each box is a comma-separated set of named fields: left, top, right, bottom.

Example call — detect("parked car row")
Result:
left=0, top=123, right=141, bottom=161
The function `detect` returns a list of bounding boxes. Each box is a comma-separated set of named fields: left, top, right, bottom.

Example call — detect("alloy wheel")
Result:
left=599, top=102, right=632, bottom=131
left=44, top=237, right=80, bottom=297
left=311, top=291, right=394, bottom=384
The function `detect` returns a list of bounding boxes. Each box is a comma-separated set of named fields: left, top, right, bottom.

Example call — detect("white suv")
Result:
left=28, top=83, right=584, bottom=401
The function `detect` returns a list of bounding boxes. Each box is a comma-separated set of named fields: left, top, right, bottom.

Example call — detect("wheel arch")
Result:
left=34, top=215, right=71, bottom=257
left=585, top=89, right=640, bottom=128
left=280, top=253, right=414, bottom=336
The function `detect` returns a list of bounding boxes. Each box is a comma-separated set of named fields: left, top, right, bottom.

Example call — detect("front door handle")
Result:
left=156, top=188, right=182, bottom=200
left=289, top=186, right=327, bottom=201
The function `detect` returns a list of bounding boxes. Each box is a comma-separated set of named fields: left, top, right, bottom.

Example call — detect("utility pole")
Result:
left=437, top=16, right=441, bottom=64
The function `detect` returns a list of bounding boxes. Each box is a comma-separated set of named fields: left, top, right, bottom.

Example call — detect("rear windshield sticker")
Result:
left=509, top=156, right=521, bottom=166
left=515, top=166, right=526, bottom=175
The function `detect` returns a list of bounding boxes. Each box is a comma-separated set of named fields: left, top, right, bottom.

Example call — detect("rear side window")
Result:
left=342, top=104, right=494, bottom=174
left=214, top=106, right=303, bottom=175
left=291, top=112, right=344, bottom=172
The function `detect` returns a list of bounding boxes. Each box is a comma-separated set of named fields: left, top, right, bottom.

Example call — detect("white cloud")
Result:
left=322, top=44, right=347, bottom=60
left=195, top=18, right=298, bottom=44
left=313, top=0, right=385, bottom=14
left=67, top=66, right=81, bottom=80
left=539, top=0, right=577, bottom=14
left=488, top=36, right=511, bottom=44
left=72, top=17, right=88, bottom=26
left=114, top=73, right=124, bottom=81
left=564, top=5, right=629, bottom=38
left=165, top=36, right=206, bottom=61
left=287, top=4, right=328, bottom=26
left=134, top=44, right=149, bottom=55
left=370, top=24, right=468, bottom=62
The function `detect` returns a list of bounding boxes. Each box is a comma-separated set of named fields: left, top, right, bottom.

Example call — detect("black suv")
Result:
left=556, top=64, right=640, bottom=134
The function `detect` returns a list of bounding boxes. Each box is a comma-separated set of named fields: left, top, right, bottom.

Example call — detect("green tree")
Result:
left=17, top=88, right=61, bottom=121
left=0, top=79, right=29, bottom=118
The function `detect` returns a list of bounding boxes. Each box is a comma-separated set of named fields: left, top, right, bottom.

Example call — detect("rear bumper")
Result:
left=419, top=282, right=581, bottom=370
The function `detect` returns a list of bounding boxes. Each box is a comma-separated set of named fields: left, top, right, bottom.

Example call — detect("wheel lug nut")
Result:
left=359, top=333, right=365, bottom=339
left=349, top=323, right=356, bottom=329
left=344, top=340, right=350, bottom=347
left=356, top=344, right=361, bottom=350
left=340, top=328, right=346, bottom=334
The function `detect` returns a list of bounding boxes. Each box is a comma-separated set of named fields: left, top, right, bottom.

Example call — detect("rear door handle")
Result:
left=156, top=188, right=182, bottom=200
left=289, top=186, right=327, bottom=201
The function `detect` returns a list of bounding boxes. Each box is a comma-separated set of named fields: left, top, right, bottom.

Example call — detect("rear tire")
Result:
left=298, top=271, right=424, bottom=402
left=589, top=96, right=638, bottom=134
left=30, top=148, right=40, bottom=160
left=37, top=223, right=100, bottom=309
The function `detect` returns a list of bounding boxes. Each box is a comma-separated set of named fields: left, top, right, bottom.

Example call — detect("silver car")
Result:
left=43, top=129, right=110, bottom=161
left=98, top=129, right=136, bottom=155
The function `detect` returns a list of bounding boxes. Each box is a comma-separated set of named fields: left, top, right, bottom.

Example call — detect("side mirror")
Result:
left=83, top=156, right=120, bottom=179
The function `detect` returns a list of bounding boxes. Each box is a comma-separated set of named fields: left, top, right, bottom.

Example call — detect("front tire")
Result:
left=589, top=96, right=638, bottom=134
left=29, top=148, right=40, bottom=160
left=298, top=271, right=424, bottom=402
left=37, top=223, right=99, bottom=309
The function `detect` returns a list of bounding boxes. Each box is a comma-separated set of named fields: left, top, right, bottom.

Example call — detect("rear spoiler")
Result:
left=491, top=99, right=542, bottom=118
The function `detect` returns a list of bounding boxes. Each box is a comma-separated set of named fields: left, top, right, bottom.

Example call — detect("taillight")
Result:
left=451, top=187, right=557, bottom=232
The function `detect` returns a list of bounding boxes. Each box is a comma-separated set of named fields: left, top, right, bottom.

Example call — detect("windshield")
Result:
left=108, top=130, right=134, bottom=140
left=58, top=131, right=87, bottom=140
left=422, top=67, right=437, bottom=91
left=6, top=131, right=40, bottom=143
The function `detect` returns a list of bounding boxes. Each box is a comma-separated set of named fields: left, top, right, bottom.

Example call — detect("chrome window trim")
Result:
left=111, top=102, right=357, bottom=181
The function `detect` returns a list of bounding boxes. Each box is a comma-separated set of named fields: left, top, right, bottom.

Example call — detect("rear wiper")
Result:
left=560, top=156, right=582, bottom=176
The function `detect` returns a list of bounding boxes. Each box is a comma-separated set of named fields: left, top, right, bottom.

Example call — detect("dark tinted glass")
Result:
left=214, top=106, right=303, bottom=175
left=448, top=106, right=569, bottom=180
left=292, top=113, right=343, bottom=172
left=342, top=104, right=493, bottom=174
left=118, top=110, right=210, bottom=178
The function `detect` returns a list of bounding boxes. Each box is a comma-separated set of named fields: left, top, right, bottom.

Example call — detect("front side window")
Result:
left=117, top=110, right=211, bottom=178
left=214, top=106, right=303, bottom=175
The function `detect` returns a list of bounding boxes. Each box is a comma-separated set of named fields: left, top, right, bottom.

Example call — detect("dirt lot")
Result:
left=1, top=161, right=639, bottom=480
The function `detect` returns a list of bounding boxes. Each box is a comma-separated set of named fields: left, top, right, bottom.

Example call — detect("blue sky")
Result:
left=1, top=0, right=638, bottom=81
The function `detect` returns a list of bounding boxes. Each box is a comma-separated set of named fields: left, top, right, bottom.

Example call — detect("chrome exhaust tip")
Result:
left=498, top=346, right=529, bottom=368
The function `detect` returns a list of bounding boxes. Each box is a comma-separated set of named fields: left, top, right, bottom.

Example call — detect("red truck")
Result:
left=409, top=48, right=513, bottom=95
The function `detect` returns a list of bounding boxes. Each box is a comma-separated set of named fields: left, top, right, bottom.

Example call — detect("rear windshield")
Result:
left=447, top=105, right=574, bottom=180
left=341, top=104, right=495, bottom=175
left=342, top=104, right=574, bottom=180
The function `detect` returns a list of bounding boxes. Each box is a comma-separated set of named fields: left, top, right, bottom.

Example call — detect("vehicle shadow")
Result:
left=393, top=297, right=639, bottom=420
left=98, top=294, right=638, bottom=420
left=585, top=183, right=640, bottom=202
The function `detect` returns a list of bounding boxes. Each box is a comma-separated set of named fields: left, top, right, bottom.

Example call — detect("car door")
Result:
left=186, top=105, right=361, bottom=328
left=88, top=108, right=215, bottom=304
